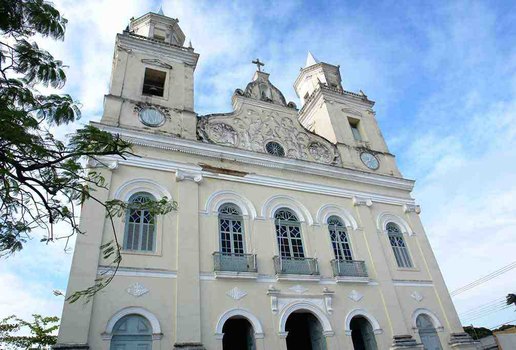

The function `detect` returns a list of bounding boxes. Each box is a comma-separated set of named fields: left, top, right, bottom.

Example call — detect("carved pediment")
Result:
left=141, top=58, right=172, bottom=69
left=198, top=107, right=342, bottom=166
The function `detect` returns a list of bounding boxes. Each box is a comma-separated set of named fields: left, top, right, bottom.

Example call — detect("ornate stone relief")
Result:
left=198, top=109, right=341, bottom=166
left=266, top=285, right=334, bottom=316
left=411, top=291, right=423, bottom=302
left=348, top=290, right=363, bottom=302
left=226, top=287, right=247, bottom=300
left=126, top=282, right=149, bottom=297
left=133, top=102, right=171, bottom=118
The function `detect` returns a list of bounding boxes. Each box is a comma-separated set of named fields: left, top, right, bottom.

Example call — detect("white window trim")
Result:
left=103, top=307, right=162, bottom=340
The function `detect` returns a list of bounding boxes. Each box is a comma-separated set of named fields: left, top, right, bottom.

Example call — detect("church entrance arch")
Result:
left=350, top=316, right=378, bottom=350
left=416, top=314, right=442, bottom=350
left=222, top=316, right=256, bottom=350
left=286, top=312, right=327, bottom=350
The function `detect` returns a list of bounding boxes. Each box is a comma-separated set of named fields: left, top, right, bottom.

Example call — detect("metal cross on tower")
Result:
left=252, top=58, right=265, bottom=72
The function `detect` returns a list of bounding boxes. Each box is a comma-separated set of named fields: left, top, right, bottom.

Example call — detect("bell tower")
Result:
left=295, top=52, right=402, bottom=176
left=101, top=8, right=199, bottom=139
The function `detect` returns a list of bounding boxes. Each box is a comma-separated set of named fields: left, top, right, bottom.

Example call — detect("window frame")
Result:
left=142, top=67, right=167, bottom=98
left=387, top=222, right=413, bottom=268
left=348, top=117, right=363, bottom=141
left=218, top=203, right=245, bottom=255
left=123, top=192, right=157, bottom=253
left=327, top=215, right=353, bottom=261
left=274, top=208, right=305, bottom=258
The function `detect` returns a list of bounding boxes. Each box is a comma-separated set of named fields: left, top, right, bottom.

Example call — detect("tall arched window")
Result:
left=387, top=222, right=412, bottom=268
left=110, top=314, right=153, bottom=350
left=275, top=208, right=304, bottom=258
left=219, top=203, right=244, bottom=255
left=124, top=192, right=156, bottom=252
left=328, top=216, right=353, bottom=261
left=416, top=314, right=442, bottom=350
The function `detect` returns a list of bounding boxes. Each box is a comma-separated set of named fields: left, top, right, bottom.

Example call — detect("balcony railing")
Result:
left=213, top=252, right=257, bottom=273
left=331, top=259, right=368, bottom=278
left=273, top=256, right=319, bottom=275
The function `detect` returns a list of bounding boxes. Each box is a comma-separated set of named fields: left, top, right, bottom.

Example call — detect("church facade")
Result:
left=55, top=9, right=478, bottom=350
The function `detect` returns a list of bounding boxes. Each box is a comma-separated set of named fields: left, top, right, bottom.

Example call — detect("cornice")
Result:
left=117, top=33, right=199, bottom=68
left=93, top=122, right=415, bottom=196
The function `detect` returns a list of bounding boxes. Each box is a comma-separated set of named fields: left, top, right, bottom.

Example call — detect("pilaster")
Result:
left=174, top=170, right=205, bottom=349
left=55, top=167, right=113, bottom=349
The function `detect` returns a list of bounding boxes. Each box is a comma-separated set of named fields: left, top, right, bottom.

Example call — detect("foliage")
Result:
left=507, top=293, right=516, bottom=306
left=463, top=325, right=492, bottom=340
left=0, top=314, right=58, bottom=349
left=0, top=0, right=176, bottom=301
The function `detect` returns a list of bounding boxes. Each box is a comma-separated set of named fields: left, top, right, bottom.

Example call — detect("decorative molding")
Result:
left=87, top=158, right=119, bottom=170
left=261, top=195, right=314, bottom=225
left=93, top=123, right=415, bottom=193
left=289, top=285, right=309, bottom=294
left=392, top=279, right=433, bottom=287
left=215, top=308, right=264, bottom=335
left=105, top=307, right=161, bottom=335
left=278, top=301, right=333, bottom=333
left=98, top=266, right=177, bottom=279
left=377, top=212, right=414, bottom=236
left=113, top=178, right=172, bottom=201
left=411, top=291, right=423, bottom=302
left=412, top=308, right=444, bottom=332
left=403, top=204, right=421, bottom=214
left=175, top=169, right=203, bottom=183
left=323, top=288, right=334, bottom=315
left=226, top=287, right=247, bottom=300
left=348, top=290, right=363, bottom=302
left=202, top=190, right=257, bottom=219
left=315, top=204, right=358, bottom=229
left=267, top=285, right=280, bottom=314
left=126, top=282, right=149, bottom=297
left=344, top=308, right=382, bottom=336
left=353, top=196, right=373, bottom=207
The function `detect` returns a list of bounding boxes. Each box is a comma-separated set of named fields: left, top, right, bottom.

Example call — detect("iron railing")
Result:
left=213, top=252, right=257, bottom=273
left=273, top=256, right=319, bottom=275
left=331, top=259, right=368, bottom=277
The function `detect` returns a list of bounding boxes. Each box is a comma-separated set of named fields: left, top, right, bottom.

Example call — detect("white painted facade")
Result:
left=55, top=9, right=479, bottom=350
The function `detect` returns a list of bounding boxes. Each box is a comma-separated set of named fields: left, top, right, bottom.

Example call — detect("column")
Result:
left=352, top=196, right=422, bottom=350
left=173, top=170, right=205, bottom=350
left=55, top=166, right=114, bottom=349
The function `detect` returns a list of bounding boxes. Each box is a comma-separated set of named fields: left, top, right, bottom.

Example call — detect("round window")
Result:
left=265, top=141, right=285, bottom=157
left=139, top=107, right=165, bottom=127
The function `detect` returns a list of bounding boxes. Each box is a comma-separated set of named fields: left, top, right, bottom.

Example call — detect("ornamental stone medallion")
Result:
left=348, top=290, right=363, bottom=302
left=411, top=291, right=423, bottom=302
left=226, top=287, right=247, bottom=300
left=126, top=282, right=149, bottom=297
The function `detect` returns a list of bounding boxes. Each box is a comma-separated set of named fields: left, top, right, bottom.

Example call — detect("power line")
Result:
left=459, top=297, right=506, bottom=317
left=490, top=319, right=516, bottom=330
left=462, top=305, right=511, bottom=323
left=460, top=302, right=507, bottom=320
left=451, top=261, right=516, bottom=296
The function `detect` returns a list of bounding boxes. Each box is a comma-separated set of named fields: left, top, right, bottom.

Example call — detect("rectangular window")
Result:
left=142, top=68, right=166, bottom=97
left=348, top=118, right=362, bottom=141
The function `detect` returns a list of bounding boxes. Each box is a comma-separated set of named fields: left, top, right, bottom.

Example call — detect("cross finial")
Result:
left=252, top=58, right=265, bottom=72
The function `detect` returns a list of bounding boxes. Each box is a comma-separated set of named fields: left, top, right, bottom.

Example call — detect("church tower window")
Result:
left=275, top=208, right=304, bottom=258
left=328, top=216, right=353, bottom=261
left=348, top=118, right=363, bottom=141
left=123, top=192, right=156, bottom=252
left=142, top=68, right=166, bottom=97
left=218, top=204, right=245, bottom=255
left=387, top=222, right=413, bottom=268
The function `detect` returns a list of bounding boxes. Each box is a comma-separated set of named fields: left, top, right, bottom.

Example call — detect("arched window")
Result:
left=275, top=208, right=304, bottom=258
left=328, top=216, right=353, bottom=261
left=416, top=314, right=442, bottom=350
left=110, top=314, right=153, bottom=350
left=387, top=222, right=412, bottom=268
left=219, top=204, right=244, bottom=255
left=124, top=192, right=156, bottom=252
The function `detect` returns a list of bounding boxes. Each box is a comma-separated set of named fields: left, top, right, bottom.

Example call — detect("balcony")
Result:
left=273, top=256, right=319, bottom=278
left=213, top=252, right=257, bottom=278
left=331, top=259, right=368, bottom=281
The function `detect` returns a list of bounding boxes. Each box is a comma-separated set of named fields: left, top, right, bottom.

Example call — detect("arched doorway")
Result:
left=416, top=314, right=442, bottom=350
left=286, top=312, right=327, bottom=350
left=222, top=317, right=256, bottom=350
left=110, top=314, right=152, bottom=350
left=350, top=316, right=378, bottom=350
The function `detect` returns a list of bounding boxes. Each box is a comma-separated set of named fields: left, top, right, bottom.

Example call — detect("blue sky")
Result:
left=1, top=0, right=515, bottom=331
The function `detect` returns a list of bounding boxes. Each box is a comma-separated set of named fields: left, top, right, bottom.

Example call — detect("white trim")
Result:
left=203, top=190, right=257, bottom=219
left=215, top=308, right=264, bottom=335
left=344, top=308, right=382, bottom=336
left=315, top=204, right=358, bottom=229
left=261, top=195, right=314, bottom=225
left=97, top=266, right=177, bottom=279
left=377, top=212, right=414, bottom=235
left=412, top=308, right=444, bottom=332
left=113, top=178, right=172, bottom=201
left=392, top=280, right=434, bottom=287
left=93, top=122, right=415, bottom=191
left=278, top=301, right=333, bottom=333
left=105, top=306, right=161, bottom=334
left=98, top=155, right=416, bottom=206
